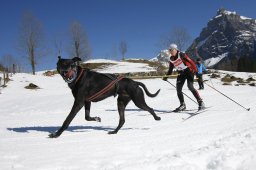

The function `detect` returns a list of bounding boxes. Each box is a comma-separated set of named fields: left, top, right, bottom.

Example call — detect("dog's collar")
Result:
left=74, top=68, right=85, bottom=84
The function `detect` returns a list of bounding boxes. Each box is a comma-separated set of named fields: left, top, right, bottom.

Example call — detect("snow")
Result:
left=223, top=10, right=236, bottom=15
left=240, top=16, right=252, bottom=20
left=1, top=60, right=256, bottom=170
left=214, top=14, right=222, bottom=19
left=86, top=59, right=121, bottom=64
left=214, top=9, right=255, bottom=22
left=237, top=30, right=253, bottom=37
left=149, top=57, right=158, bottom=62
left=85, top=59, right=156, bottom=73
left=204, top=53, right=228, bottom=67
left=214, top=10, right=236, bottom=19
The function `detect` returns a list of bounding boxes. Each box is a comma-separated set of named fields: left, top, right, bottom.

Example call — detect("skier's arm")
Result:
left=167, top=62, right=174, bottom=75
left=183, top=54, right=198, bottom=73
left=163, top=62, right=174, bottom=81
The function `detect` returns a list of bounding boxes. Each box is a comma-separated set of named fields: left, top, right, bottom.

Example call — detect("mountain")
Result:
left=186, top=8, right=256, bottom=72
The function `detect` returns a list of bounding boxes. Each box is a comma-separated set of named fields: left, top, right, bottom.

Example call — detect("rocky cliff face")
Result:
left=186, top=8, right=256, bottom=72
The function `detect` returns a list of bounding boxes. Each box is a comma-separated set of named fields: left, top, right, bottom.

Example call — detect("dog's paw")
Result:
left=95, top=117, right=101, bottom=122
left=48, top=133, right=59, bottom=138
left=155, top=116, right=161, bottom=121
left=108, top=131, right=117, bottom=135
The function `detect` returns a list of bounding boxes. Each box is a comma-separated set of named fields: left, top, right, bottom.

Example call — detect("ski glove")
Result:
left=163, top=76, right=168, bottom=81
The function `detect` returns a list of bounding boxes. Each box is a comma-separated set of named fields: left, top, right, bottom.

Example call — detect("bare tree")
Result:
left=119, top=41, right=127, bottom=60
left=160, top=26, right=191, bottom=51
left=0, top=63, right=4, bottom=71
left=54, top=34, right=64, bottom=57
left=0, top=54, right=16, bottom=73
left=17, top=12, right=45, bottom=75
left=112, top=44, right=118, bottom=60
left=69, top=21, right=92, bottom=61
left=0, top=54, right=16, bottom=86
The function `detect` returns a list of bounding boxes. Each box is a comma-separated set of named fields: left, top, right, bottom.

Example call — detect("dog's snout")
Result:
left=63, top=70, right=69, bottom=75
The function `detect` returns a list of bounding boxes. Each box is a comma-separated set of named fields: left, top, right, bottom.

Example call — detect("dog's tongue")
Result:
left=66, top=70, right=74, bottom=79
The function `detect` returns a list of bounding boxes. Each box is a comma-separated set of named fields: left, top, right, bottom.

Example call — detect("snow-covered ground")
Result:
left=0, top=60, right=256, bottom=170
left=85, top=59, right=156, bottom=73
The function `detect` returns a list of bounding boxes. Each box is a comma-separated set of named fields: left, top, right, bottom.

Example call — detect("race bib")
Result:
left=170, top=54, right=187, bottom=70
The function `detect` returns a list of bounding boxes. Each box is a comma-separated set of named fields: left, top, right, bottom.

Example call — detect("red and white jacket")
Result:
left=167, top=51, right=197, bottom=75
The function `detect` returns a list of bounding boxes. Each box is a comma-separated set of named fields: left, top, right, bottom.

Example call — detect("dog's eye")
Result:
left=71, top=63, right=76, bottom=67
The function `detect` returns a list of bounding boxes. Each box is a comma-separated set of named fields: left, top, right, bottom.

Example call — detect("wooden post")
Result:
left=6, top=68, right=9, bottom=81
left=3, top=70, right=6, bottom=86
left=13, top=64, right=16, bottom=74
left=0, top=75, right=2, bottom=94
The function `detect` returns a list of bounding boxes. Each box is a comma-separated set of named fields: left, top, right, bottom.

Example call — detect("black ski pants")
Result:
left=196, top=73, right=204, bottom=89
left=176, top=68, right=202, bottom=104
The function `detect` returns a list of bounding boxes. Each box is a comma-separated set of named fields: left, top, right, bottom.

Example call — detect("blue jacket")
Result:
left=196, top=63, right=206, bottom=74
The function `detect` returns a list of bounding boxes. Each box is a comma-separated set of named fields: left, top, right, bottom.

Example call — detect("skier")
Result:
left=162, top=43, right=205, bottom=111
left=195, top=58, right=207, bottom=90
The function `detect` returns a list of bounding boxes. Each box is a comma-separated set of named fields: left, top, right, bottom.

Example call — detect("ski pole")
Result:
left=204, top=81, right=250, bottom=111
left=166, top=80, right=198, bottom=104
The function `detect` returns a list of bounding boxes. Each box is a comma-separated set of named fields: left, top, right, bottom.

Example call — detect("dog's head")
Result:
left=57, top=56, right=82, bottom=83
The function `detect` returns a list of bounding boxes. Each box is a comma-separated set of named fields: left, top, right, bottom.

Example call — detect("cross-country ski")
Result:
left=182, top=107, right=211, bottom=121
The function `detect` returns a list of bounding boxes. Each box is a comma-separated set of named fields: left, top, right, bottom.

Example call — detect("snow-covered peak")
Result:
left=215, top=8, right=254, bottom=21
left=187, top=8, right=256, bottom=72
left=217, top=8, right=236, bottom=16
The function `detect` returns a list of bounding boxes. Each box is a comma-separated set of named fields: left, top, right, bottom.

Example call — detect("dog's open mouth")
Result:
left=61, top=68, right=77, bottom=83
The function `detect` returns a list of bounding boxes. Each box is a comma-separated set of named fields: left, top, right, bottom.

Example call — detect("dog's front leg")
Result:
left=84, top=101, right=101, bottom=122
left=49, top=100, right=84, bottom=138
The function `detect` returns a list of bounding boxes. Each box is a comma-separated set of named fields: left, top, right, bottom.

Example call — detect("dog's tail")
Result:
left=137, top=82, right=160, bottom=97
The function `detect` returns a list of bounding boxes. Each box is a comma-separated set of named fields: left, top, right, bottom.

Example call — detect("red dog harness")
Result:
left=87, top=75, right=124, bottom=102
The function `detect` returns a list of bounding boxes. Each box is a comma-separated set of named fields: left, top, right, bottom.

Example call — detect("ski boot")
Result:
left=198, top=100, right=205, bottom=111
left=174, top=103, right=186, bottom=112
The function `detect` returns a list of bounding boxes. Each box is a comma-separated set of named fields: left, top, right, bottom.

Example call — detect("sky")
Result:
left=1, top=0, right=256, bottom=71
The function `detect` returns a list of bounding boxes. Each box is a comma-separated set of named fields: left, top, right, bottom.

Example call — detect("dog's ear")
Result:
left=72, top=57, right=82, bottom=66
left=72, top=57, right=82, bottom=62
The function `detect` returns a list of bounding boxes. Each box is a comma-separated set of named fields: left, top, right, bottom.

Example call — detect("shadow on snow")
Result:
left=8, top=126, right=114, bottom=133
left=7, top=125, right=148, bottom=133
left=106, top=108, right=171, bottom=113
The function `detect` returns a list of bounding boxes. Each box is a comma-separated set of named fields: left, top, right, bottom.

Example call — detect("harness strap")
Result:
left=87, top=75, right=124, bottom=101
left=103, top=74, right=119, bottom=97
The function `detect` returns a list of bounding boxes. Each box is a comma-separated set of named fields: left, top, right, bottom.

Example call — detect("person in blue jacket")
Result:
left=195, top=58, right=207, bottom=90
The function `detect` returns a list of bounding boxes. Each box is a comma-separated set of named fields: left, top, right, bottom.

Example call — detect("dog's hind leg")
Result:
left=132, top=88, right=161, bottom=121
left=108, top=95, right=131, bottom=134
left=84, top=101, right=101, bottom=122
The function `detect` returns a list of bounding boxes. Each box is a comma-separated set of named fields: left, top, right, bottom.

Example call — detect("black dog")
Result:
left=49, top=57, right=161, bottom=138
